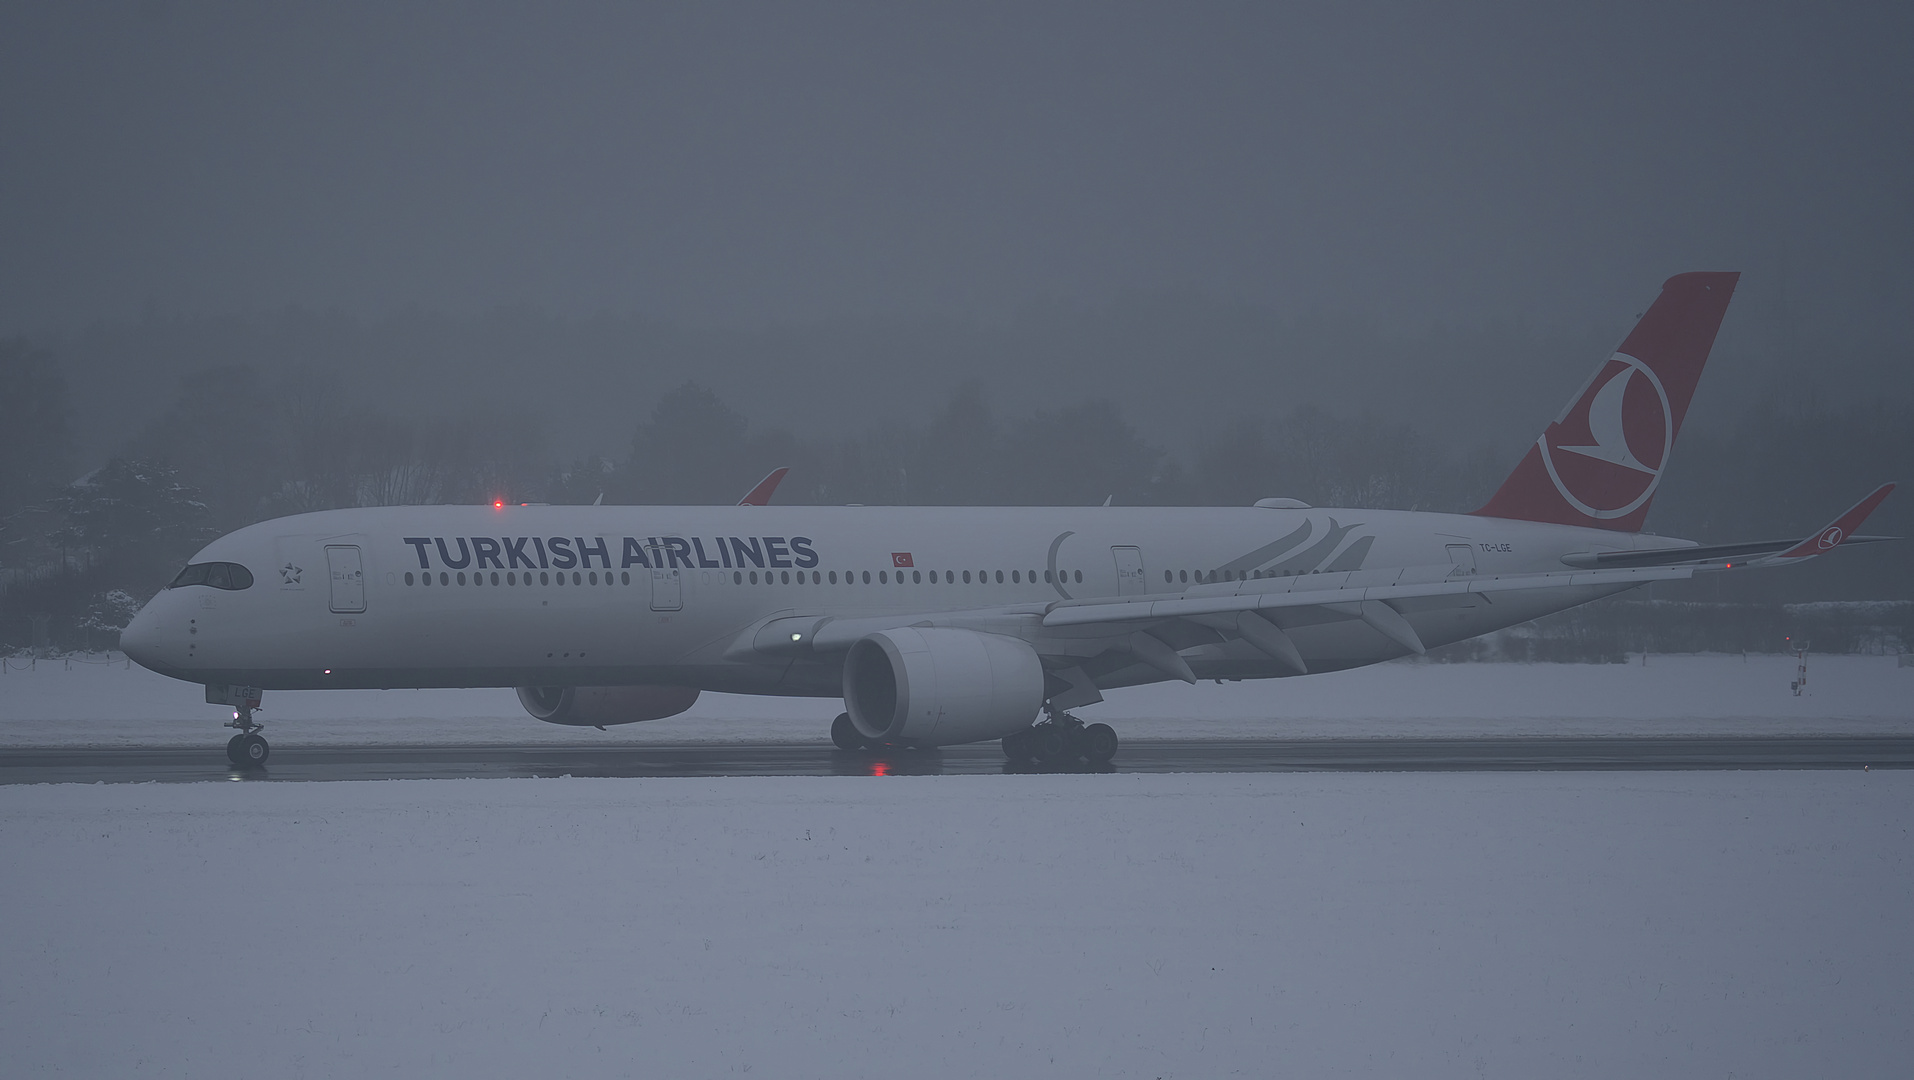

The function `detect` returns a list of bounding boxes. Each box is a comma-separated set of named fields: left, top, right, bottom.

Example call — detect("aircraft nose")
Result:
left=120, top=598, right=167, bottom=672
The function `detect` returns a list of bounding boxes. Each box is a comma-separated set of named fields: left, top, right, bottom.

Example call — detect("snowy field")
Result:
left=6, top=658, right=1910, bottom=1076
left=3, top=771, right=1910, bottom=1079
left=2, top=653, right=1909, bottom=747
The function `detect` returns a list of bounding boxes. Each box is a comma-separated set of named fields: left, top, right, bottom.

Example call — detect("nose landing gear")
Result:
left=224, top=707, right=270, bottom=767
left=207, top=685, right=271, bottom=768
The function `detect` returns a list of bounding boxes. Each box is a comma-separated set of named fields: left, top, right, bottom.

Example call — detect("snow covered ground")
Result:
left=2, top=653, right=1908, bottom=747
left=3, top=771, right=1909, bottom=1078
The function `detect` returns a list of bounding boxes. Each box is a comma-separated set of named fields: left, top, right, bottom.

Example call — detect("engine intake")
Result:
left=842, top=627, right=1044, bottom=746
left=517, top=685, right=700, bottom=727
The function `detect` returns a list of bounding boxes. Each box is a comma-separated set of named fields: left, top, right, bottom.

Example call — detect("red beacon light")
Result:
left=493, top=500, right=504, bottom=509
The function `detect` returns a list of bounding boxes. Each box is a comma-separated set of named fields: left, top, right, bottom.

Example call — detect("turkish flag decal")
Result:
left=891, top=552, right=914, bottom=567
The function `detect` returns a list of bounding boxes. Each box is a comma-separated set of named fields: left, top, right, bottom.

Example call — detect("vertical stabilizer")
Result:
left=1473, top=271, right=1739, bottom=532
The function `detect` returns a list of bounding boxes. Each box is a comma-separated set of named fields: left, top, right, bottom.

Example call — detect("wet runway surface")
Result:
left=4, top=735, right=1913, bottom=784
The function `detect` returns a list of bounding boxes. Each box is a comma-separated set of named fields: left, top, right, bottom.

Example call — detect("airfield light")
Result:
left=871, top=762, right=890, bottom=777
left=494, top=500, right=504, bottom=509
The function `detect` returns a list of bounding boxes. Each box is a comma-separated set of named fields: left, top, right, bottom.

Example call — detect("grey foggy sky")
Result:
left=1, top=2, right=1909, bottom=336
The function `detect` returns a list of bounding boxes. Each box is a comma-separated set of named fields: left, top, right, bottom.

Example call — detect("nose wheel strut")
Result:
left=224, top=707, right=270, bottom=767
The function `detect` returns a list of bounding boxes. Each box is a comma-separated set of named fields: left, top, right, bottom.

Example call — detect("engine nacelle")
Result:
left=516, top=685, right=701, bottom=727
left=843, top=627, right=1045, bottom=747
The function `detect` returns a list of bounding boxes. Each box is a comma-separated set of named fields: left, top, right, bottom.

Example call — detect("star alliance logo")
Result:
left=280, top=563, right=303, bottom=585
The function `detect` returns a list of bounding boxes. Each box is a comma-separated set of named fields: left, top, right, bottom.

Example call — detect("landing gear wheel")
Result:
left=830, top=713, right=867, bottom=751
left=1083, top=723, right=1119, bottom=763
left=225, top=734, right=247, bottom=766
left=1028, top=725, right=1068, bottom=762
left=1002, top=729, right=1031, bottom=761
left=235, top=732, right=270, bottom=768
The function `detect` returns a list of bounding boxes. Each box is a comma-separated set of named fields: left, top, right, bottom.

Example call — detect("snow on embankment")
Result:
left=0, top=653, right=1909, bottom=747
left=3, top=772, right=1909, bottom=1079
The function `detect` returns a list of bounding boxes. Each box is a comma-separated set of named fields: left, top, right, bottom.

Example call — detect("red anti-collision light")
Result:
left=494, top=500, right=504, bottom=509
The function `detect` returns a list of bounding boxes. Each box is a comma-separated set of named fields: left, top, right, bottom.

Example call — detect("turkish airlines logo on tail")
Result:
left=1538, top=352, right=1674, bottom=520
left=1816, top=526, right=1843, bottom=552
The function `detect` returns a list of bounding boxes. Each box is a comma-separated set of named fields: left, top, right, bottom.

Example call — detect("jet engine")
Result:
left=842, top=627, right=1045, bottom=746
left=516, top=685, right=701, bottom=727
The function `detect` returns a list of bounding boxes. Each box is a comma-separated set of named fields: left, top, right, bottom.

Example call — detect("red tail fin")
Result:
left=1473, top=271, right=1740, bottom=532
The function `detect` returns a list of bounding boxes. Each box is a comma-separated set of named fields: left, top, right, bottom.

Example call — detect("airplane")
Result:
left=119, top=271, right=1895, bottom=768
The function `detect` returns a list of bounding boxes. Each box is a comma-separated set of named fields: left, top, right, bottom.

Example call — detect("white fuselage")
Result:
left=121, top=503, right=1667, bottom=696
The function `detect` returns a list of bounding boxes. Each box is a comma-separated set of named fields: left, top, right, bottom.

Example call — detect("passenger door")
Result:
left=649, top=567, right=683, bottom=611
left=326, top=545, right=367, bottom=613
left=1445, top=544, right=1478, bottom=577
left=1111, top=546, right=1147, bottom=596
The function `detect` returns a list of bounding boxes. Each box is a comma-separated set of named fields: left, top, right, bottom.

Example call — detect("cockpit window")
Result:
left=168, top=562, right=255, bottom=591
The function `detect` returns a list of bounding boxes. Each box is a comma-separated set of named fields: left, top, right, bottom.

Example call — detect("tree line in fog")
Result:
left=3, top=335, right=1908, bottom=651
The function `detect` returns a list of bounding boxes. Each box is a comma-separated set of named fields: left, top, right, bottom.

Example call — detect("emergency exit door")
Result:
left=326, top=545, right=366, bottom=613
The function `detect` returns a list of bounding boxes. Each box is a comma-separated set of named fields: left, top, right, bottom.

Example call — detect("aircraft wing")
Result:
left=1560, top=483, right=1896, bottom=569
left=737, top=468, right=790, bottom=506
left=729, top=483, right=1895, bottom=678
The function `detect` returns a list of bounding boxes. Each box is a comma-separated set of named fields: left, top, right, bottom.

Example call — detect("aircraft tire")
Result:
left=1083, top=723, right=1119, bottom=763
left=1028, top=725, right=1067, bottom=763
left=237, top=733, right=270, bottom=768
left=225, top=734, right=247, bottom=766
left=830, top=713, right=867, bottom=751
left=1001, top=730, right=1030, bottom=760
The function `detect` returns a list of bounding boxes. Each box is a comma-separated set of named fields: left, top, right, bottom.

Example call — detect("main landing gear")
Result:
left=1002, top=706, right=1119, bottom=766
left=225, top=707, right=270, bottom=768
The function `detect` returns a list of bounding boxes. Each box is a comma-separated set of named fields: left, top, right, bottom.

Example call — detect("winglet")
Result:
left=738, top=467, right=790, bottom=507
left=1772, top=483, right=1896, bottom=560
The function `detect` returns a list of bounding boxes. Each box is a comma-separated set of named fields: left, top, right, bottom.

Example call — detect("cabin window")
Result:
left=1073, top=570, right=1082, bottom=583
left=404, top=572, right=414, bottom=586
left=995, top=570, right=1004, bottom=583
left=622, top=572, right=631, bottom=585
